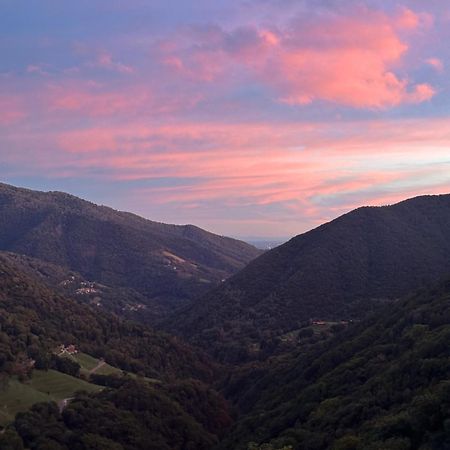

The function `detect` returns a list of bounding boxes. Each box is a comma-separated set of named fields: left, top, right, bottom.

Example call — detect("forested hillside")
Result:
left=216, top=279, right=450, bottom=450
left=170, top=195, right=450, bottom=362
left=0, top=254, right=233, bottom=448
left=1, top=189, right=449, bottom=450
left=1, top=379, right=232, bottom=450
left=0, top=183, right=260, bottom=317
left=0, top=253, right=216, bottom=381
left=0, top=251, right=165, bottom=323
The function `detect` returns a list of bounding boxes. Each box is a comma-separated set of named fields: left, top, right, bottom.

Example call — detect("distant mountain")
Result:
left=216, top=278, right=450, bottom=449
left=0, top=183, right=261, bottom=317
left=169, top=194, right=450, bottom=361
left=244, top=239, right=287, bottom=250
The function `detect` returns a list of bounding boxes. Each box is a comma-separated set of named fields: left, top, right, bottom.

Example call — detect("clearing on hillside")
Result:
left=0, top=370, right=102, bottom=425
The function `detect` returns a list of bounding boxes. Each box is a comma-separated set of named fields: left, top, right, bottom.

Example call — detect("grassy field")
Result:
left=29, top=369, right=102, bottom=398
left=69, top=352, right=123, bottom=377
left=71, top=352, right=99, bottom=371
left=95, top=363, right=122, bottom=376
left=0, top=370, right=102, bottom=426
left=71, top=352, right=159, bottom=382
left=0, top=352, right=161, bottom=426
left=0, top=379, right=50, bottom=425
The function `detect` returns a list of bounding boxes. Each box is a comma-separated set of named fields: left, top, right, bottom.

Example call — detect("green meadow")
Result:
left=70, top=352, right=122, bottom=376
left=0, top=369, right=102, bottom=426
left=0, top=353, right=161, bottom=426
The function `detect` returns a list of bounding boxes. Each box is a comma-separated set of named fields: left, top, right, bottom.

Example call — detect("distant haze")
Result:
left=241, top=238, right=289, bottom=250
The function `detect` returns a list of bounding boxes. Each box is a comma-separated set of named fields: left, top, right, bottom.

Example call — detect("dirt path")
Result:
left=89, top=359, right=106, bottom=375
left=58, top=397, right=74, bottom=413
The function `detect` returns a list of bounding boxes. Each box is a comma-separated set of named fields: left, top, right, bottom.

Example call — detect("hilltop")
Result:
left=168, top=194, right=450, bottom=361
left=0, top=182, right=261, bottom=318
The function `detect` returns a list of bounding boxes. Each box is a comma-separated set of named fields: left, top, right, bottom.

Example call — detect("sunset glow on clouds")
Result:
left=1, top=1, right=450, bottom=237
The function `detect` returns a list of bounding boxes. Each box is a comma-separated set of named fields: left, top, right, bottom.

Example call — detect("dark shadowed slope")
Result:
left=0, top=183, right=261, bottom=316
left=216, top=278, right=450, bottom=450
left=170, top=194, right=450, bottom=361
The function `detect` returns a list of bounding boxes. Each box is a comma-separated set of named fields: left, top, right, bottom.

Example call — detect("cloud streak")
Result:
left=2, top=116, right=450, bottom=234
left=0, top=95, right=26, bottom=125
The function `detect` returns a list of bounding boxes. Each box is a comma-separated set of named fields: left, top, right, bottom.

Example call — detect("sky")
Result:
left=1, top=0, right=450, bottom=239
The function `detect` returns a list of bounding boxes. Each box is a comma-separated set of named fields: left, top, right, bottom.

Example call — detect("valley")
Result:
left=166, top=194, right=450, bottom=363
left=0, top=185, right=448, bottom=450
left=0, top=370, right=102, bottom=426
left=2, top=0, right=449, bottom=448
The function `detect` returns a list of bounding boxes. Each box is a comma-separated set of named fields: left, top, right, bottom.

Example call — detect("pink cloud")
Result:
left=51, top=116, right=450, bottom=160
left=426, top=57, right=444, bottom=72
left=395, top=7, right=422, bottom=29
left=45, top=82, right=202, bottom=118
left=2, top=114, right=450, bottom=236
left=50, top=85, right=150, bottom=117
left=157, top=25, right=276, bottom=82
left=0, top=3, right=447, bottom=238
left=0, top=95, right=26, bottom=125
left=42, top=119, right=450, bottom=211
left=259, top=8, right=435, bottom=108
left=160, top=7, right=435, bottom=108
left=162, top=53, right=225, bottom=82
left=73, top=43, right=135, bottom=75
left=26, top=64, right=50, bottom=76
left=95, top=51, right=134, bottom=74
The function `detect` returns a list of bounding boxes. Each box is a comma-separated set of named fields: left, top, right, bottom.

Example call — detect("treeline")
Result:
left=0, top=378, right=232, bottom=450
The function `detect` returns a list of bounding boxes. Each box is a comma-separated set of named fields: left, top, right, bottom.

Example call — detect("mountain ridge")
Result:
left=167, top=193, right=450, bottom=361
left=0, top=182, right=261, bottom=317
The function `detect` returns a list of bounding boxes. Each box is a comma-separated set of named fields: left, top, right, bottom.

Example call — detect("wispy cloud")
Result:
left=426, top=57, right=444, bottom=72
left=2, top=116, right=450, bottom=234
left=0, top=95, right=26, bottom=125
